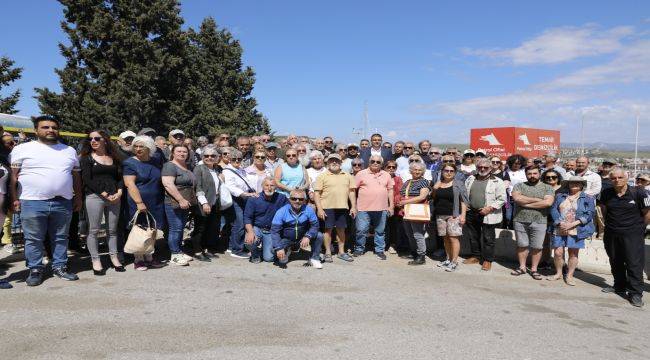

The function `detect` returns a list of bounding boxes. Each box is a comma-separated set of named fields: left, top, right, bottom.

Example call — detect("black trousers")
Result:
left=603, top=229, right=646, bottom=297
left=191, top=205, right=220, bottom=253
left=465, top=209, right=497, bottom=262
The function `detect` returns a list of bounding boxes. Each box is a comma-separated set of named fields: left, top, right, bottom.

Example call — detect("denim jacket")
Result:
left=550, top=192, right=595, bottom=239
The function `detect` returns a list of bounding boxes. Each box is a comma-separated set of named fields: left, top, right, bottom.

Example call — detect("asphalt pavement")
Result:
left=1, top=249, right=648, bottom=360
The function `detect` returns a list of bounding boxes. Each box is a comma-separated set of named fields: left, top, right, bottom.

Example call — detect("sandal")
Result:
left=510, top=268, right=526, bottom=276
left=530, top=271, right=543, bottom=280
left=565, top=277, right=576, bottom=286
left=546, top=274, right=562, bottom=281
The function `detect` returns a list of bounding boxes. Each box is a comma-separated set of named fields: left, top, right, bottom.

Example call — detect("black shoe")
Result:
left=376, top=252, right=387, bottom=260
left=352, top=251, right=364, bottom=257
left=26, top=269, right=44, bottom=286
left=249, top=257, right=261, bottom=264
left=195, top=254, right=212, bottom=262
left=629, top=294, right=644, bottom=308
left=408, top=255, right=426, bottom=265
left=0, top=279, right=12, bottom=289
left=53, top=266, right=79, bottom=281
left=601, top=286, right=626, bottom=295
left=93, top=268, right=106, bottom=276
left=111, top=265, right=126, bottom=272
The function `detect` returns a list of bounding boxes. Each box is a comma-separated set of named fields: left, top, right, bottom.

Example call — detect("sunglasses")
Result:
left=352, top=163, right=363, bottom=167
left=88, top=136, right=103, bottom=142
left=203, top=154, right=217, bottom=158
left=324, top=140, right=333, bottom=144
left=232, top=158, right=243, bottom=162
left=255, top=155, right=267, bottom=159
left=221, top=152, right=230, bottom=156
left=477, top=166, right=490, bottom=170
left=464, top=154, right=475, bottom=157
left=370, top=160, right=382, bottom=164
left=385, top=166, right=396, bottom=169
left=290, top=197, right=304, bottom=201
left=491, top=161, right=501, bottom=164
left=545, top=176, right=558, bottom=180
left=442, top=160, right=455, bottom=163
left=172, top=134, right=184, bottom=139
left=409, top=159, right=420, bottom=163
left=405, top=146, right=414, bottom=149
left=297, top=149, right=307, bottom=153
left=429, top=152, right=439, bottom=155
left=286, top=154, right=298, bottom=158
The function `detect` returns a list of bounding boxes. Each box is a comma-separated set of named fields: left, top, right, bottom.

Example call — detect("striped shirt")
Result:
left=400, top=178, right=430, bottom=197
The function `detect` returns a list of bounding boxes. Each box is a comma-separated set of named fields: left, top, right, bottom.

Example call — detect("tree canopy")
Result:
left=0, top=56, right=23, bottom=114
left=36, top=0, right=269, bottom=137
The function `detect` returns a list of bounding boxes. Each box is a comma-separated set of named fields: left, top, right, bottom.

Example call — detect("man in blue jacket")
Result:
left=244, top=177, right=289, bottom=263
left=271, top=189, right=323, bottom=269
left=360, top=133, right=392, bottom=168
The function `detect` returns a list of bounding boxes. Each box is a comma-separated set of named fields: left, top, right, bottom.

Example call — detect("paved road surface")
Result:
left=1, top=250, right=648, bottom=360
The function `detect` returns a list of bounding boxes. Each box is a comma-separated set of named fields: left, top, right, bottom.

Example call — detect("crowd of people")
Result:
left=0, top=116, right=648, bottom=307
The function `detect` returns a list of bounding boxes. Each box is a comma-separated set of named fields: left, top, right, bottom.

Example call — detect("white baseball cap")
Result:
left=119, top=130, right=137, bottom=139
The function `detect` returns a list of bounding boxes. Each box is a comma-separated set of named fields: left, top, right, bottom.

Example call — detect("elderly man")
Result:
left=425, top=146, right=442, bottom=171
left=314, top=154, right=357, bottom=263
left=259, top=134, right=271, bottom=144
left=463, top=158, right=507, bottom=271
left=342, top=143, right=360, bottom=173
left=353, top=155, right=394, bottom=260
left=395, top=142, right=415, bottom=175
left=244, top=178, right=289, bottom=263
left=324, top=136, right=335, bottom=155
left=271, top=189, right=323, bottom=269
left=286, top=134, right=298, bottom=146
left=264, top=142, right=284, bottom=171
left=541, top=152, right=566, bottom=178
left=563, top=159, right=576, bottom=173
left=599, top=169, right=650, bottom=307
left=570, top=157, right=601, bottom=197
left=360, top=133, right=392, bottom=166
left=392, top=141, right=405, bottom=159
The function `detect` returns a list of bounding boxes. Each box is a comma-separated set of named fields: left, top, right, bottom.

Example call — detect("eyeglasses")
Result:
left=352, top=163, right=363, bottom=167
left=385, top=166, right=396, bottom=169
left=88, top=136, right=103, bottom=142
left=290, top=197, right=304, bottom=201
left=429, top=152, right=439, bottom=155
left=442, top=160, right=455, bottom=163
left=172, top=134, right=184, bottom=139
left=286, top=154, right=298, bottom=158
left=255, top=155, right=267, bottom=159
left=297, top=149, right=307, bottom=153
left=370, top=160, right=382, bottom=164
left=203, top=154, right=217, bottom=158
left=443, top=169, right=455, bottom=173
left=404, top=146, right=414, bottom=149
left=477, top=166, right=490, bottom=170
left=491, top=161, right=501, bottom=164
left=232, top=158, right=243, bottom=162
left=544, top=176, right=558, bottom=180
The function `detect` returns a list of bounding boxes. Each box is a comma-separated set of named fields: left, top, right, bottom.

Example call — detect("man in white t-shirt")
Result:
left=9, top=115, right=83, bottom=286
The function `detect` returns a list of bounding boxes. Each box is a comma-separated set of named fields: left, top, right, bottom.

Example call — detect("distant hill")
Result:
left=562, top=142, right=650, bottom=152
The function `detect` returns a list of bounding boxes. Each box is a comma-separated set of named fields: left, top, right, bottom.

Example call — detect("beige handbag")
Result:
left=402, top=181, right=431, bottom=222
left=124, top=210, right=158, bottom=254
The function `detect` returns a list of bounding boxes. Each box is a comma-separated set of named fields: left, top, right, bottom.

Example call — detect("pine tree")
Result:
left=0, top=56, right=22, bottom=114
left=36, top=1, right=270, bottom=137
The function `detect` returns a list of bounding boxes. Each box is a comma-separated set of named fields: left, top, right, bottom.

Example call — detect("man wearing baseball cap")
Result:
left=313, top=153, right=357, bottom=263
left=163, top=129, right=196, bottom=170
left=342, top=143, right=360, bottom=173
left=264, top=142, right=284, bottom=171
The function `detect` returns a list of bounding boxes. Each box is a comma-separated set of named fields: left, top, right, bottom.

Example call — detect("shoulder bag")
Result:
left=124, top=210, right=158, bottom=255
left=403, top=180, right=430, bottom=222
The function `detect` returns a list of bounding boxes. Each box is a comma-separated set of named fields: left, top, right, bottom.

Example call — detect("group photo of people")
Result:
left=0, top=117, right=648, bottom=308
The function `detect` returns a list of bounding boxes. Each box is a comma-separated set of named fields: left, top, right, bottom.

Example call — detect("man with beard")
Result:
left=243, top=178, right=289, bottom=263
left=463, top=159, right=507, bottom=271
left=342, top=143, right=361, bottom=173
left=510, top=166, right=555, bottom=280
left=563, top=159, right=576, bottom=173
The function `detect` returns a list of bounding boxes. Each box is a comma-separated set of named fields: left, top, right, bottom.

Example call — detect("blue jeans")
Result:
left=245, top=227, right=275, bottom=262
left=275, top=232, right=324, bottom=263
left=355, top=210, right=387, bottom=254
left=229, top=197, right=246, bottom=254
left=21, top=198, right=73, bottom=270
left=164, top=204, right=189, bottom=254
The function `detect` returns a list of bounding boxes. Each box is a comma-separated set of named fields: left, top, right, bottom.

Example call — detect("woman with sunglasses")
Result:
left=399, top=161, right=431, bottom=265
left=274, top=148, right=309, bottom=197
left=79, top=130, right=125, bottom=275
left=218, top=146, right=232, bottom=168
left=400, top=155, right=432, bottom=182
left=432, top=163, right=468, bottom=271
left=542, top=169, right=563, bottom=193
left=161, top=144, right=197, bottom=266
left=384, top=160, right=403, bottom=254
left=351, top=158, right=365, bottom=176
left=123, top=135, right=165, bottom=270
left=224, top=149, right=258, bottom=258
left=490, top=156, right=506, bottom=179
left=191, top=145, right=224, bottom=260
left=245, top=150, right=273, bottom=192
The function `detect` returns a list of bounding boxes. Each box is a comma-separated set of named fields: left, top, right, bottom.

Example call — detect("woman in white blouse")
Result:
left=223, top=149, right=258, bottom=258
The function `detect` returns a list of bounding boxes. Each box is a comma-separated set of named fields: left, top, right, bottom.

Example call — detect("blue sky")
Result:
left=1, top=0, right=649, bottom=144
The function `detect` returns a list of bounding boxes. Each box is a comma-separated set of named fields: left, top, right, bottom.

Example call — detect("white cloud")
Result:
left=543, top=40, right=650, bottom=88
left=433, top=91, right=586, bottom=116
left=463, top=24, right=634, bottom=65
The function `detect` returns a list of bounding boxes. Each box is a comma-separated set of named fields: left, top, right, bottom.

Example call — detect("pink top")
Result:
left=355, top=169, right=393, bottom=211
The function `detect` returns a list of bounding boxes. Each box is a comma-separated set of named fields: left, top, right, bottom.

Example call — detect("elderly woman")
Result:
left=274, top=148, right=309, bottom=197
left=306, top=150, right=326, bottom=202
left=400, top=155, right=433, bottom=182
left=218, top=146, right=232, bottom=168
left=245, top=150, right=273, bottom=193
left=432, top=163, right=468, bottom=272
left=548, top=176, right=595, bottom=285
left=350, top=158, right=365, bottom=176
left=223, top=148, right=258, bottom=258
left=123, top=135, right=165, bottom=270
left=398, top=162, right=431, bottom=265
left=161, top=144, right=197, bottom=266
left=191, top=145, right=224, bottom=261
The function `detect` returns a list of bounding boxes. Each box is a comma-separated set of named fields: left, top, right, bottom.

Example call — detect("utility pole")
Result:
left=634, top=112, right=640, bottom=177
left=363, top=101, right=368, bottom=139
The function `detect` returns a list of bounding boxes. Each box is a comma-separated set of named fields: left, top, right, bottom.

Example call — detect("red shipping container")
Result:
left=470, top=127, right=560, bottom=160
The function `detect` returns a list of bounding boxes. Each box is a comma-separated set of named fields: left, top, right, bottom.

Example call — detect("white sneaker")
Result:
left=182, top=254, right=194, bottom=262
left=3, top=244, right=18, bottom=254
left=42, top=256, right=50, bottom=266
left=309, top=259, right=323, bottom=269
left=387, top=246, right=397, bottom=254
left=437, top=259, right=451, bottom=268
left=171, top=254, right=189, bottom=266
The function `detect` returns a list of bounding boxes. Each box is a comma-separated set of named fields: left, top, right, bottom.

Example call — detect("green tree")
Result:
left=176, top=17, right=270, bottom=137
left=36, top=1, right=269, bottom=137
left=0, top=56, right=22, bottom=114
